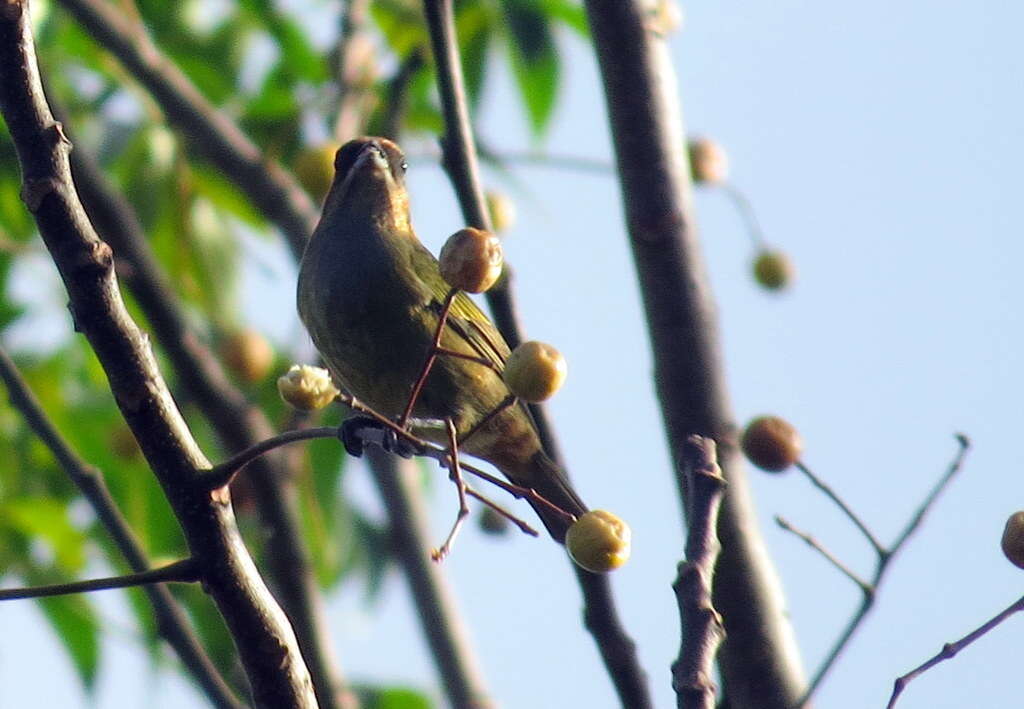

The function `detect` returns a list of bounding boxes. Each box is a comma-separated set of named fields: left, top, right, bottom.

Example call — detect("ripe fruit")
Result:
left=753, top=250, right=795, bottom=291
left=688, top=138, right=729, bottom=184
left=295, top=143, right=339, bottom=203
left=1001, top=512, right=1024, bottom=569
left=220, top=329, right=275, bottom=383
left=503, top=341, right=567, bottom=403
left=277, top=365, right=340, bottom=411
left=566, top=510, right=631, bottom=573
left=485, top=191, right=516, bottom=233
left=438, top=227, right=503, bottom=294
left=741, top=416, right=802, bottom=472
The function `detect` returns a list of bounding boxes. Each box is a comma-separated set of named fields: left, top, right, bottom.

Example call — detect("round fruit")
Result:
left=753, top=250, right=795, bottom=291
left=485, top=191, right=516, bottom=233
left=220, top=329, right=275, bottom=384
left=277, top=364, right=340, bottom=411
left=503, top=341, right=567, bottom=403
left=1001, top=511, right=1024, bottom=569
left=566, top=510, right=631, bottom=573
left=438, top=227, right=503, bottom=293
left=478, top=507, right=510, bottom=536
left=295, top=143, right=339, bottom=203
left=741, top=416, right=802, bottom=472
left=688, top=138, right=729, bottom=184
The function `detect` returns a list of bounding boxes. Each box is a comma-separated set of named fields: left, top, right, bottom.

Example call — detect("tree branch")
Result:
left=0, top=3, right=314, bottom=705
left=671, top=436, right=727, bottom=709
left=420, top=3, right=651, bottom=705
left=55, top=0, right=318, bottom=260
left=0, top=559, right=199, bottom=601
left=581, top=1, right=807, bottom=707
left=0, top=346, right=244, bottom=708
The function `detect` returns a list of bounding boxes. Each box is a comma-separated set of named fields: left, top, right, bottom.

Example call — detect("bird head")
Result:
left=321, top=137, right=412, bottom=234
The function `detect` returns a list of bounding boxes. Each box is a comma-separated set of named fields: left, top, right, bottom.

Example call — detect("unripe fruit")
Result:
left=741, top=416, right=802, bottom=472
left=688, top=138, right=729, bottom=184
left=220, top=329, right=275, bottom=383
left=438, top=227, right=503, bottom=293
left=503, top=341, right=567, bottom=403
left=485, top=191, right=516, bottom=233
left=277, top=364, right=340, bottom=411
left=566, top=510, right=631, bottom=573
left=295, top=143, right=339, bottom=203
left=478, top=507, right=510, bottom=536
left=1001, top=511, right=1024, bottom=569
left=753, top=250, right=795, bottom=291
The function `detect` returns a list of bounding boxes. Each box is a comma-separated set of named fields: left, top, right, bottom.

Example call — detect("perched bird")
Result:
left=297, top=137, right=586, bottom=541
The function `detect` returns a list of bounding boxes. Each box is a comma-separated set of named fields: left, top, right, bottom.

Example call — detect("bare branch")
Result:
left=582, top=0, right=806, bottom=706
left=0, top=560, right=199, bottom=601
left=671, top=436, right=727, bottom=709
left=420, top=2, right=651, bottom=704
left=887, top=594, right=1024, bottom=709
left=0, top=346, right=244, bottom=709
left=0, top=4, right=315, bottom=704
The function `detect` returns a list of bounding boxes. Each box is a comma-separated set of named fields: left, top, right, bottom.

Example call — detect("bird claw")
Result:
left=338, top=416, right=421, bottom=459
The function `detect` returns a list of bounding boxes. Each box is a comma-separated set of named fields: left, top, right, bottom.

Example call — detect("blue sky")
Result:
left=4, top=2, right=1024, bottom=708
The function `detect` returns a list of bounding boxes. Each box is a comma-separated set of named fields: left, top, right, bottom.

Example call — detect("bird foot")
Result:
left=339, top=416, right=421, bottom=459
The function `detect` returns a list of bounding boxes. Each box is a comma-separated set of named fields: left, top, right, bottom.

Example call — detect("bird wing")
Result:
left=410, top=240, right=511, bottom=371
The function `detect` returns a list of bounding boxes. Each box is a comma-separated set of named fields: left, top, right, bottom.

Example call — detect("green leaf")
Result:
left=358, top=686, right=434, bottom=709
left=239, top=0, right=327, bottom=83
left=456, top=4, right=494, bottom=107
left=27, top=566, right=100, bottom=692
left=502, top=0, right=560, bottom=135
left=538, top=0, right=590, bottom=36
left=190, top=165, right=267, bottom=229
left=0, top=498, right=87, bottom=572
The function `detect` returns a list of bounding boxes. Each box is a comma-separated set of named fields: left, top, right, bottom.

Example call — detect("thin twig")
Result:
left=671, top=436, right=727, bottom=709
left=400, top=288, right=458, bottom=427
left=0, top=347, right=243, bottom=709
left=774, top=516, right=873, bottom=595
left=720, top=182, right=768, bottom=249
left=0, top=560, right=199, bottom=601
left=421, top=2, right=650, bottom=704
left=431, top=418, right=470, bottom=562
left=886, top=593, right=1024, bottom=709
left=205, top=427, right=338, bottom=489
left=790, top=434, right=971, bottom=707
left=795, top=461, right=886, bottom=556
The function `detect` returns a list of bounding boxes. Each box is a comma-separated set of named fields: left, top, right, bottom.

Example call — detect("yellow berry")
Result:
left=1002, top=512, right=1024, bottom=569
left=220, top=329, right=275, bottom=384
left=277, top=365, right=340, bottom=411
left=741, top=416, right=802, bottom=472
left=503, top=341, right=567, bottom=403
left=485, top=191, right=516, bottom=233
left=753, top=250, right=795, bottom=291
left=438, top=227, right=503, bottom=293
left=295, top=143, right=339, bottom=203
left=688, top=138, right=729, bottom=184
left=566, top=510, right=631, bottom=573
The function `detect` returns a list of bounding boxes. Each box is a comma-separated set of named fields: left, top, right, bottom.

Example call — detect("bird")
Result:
left=296, top=137, right=587, bottom=541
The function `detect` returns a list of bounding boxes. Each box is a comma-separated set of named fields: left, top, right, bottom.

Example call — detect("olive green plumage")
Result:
left=297, top=137, right=586, bottom=541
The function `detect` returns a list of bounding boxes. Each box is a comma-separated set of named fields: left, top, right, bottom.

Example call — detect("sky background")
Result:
left=3, top=1, right=1024, bottom=708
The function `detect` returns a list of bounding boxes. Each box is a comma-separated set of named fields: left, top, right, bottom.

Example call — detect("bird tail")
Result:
left=516, top=451, right=588, bottom=543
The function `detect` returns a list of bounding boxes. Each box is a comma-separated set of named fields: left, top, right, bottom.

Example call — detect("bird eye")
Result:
left=400, top=160, right=408, bottom=173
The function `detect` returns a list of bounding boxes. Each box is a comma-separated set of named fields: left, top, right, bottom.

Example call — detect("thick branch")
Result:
left=671, top=436, right=727, bottom=709
left=420, top=2, right=651, bottom=706
left=0, top=346, right=243, bottom=709
left=0, top=4, right=314, bottom=705
left=56, top=0, right=318, bottom=260
left=582, top=1, right=807, bottom=707
left=57, top=84, right=355, bottom=709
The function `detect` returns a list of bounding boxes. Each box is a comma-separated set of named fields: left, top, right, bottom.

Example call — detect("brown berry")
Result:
left=1002, top=512, right=1024, bottom=569
left=438, top=227, right=503, bottom=293
left=688, top=138, right=729, bottom=184
left=503, top=341, right=567, bottom=403
left=566, top=510, right=631, bottom=573
left=753, top=250, right=795, bottom=291
left=220, top=330, right=275, bottom=384
left=741, top=416, right=802, bottom=472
